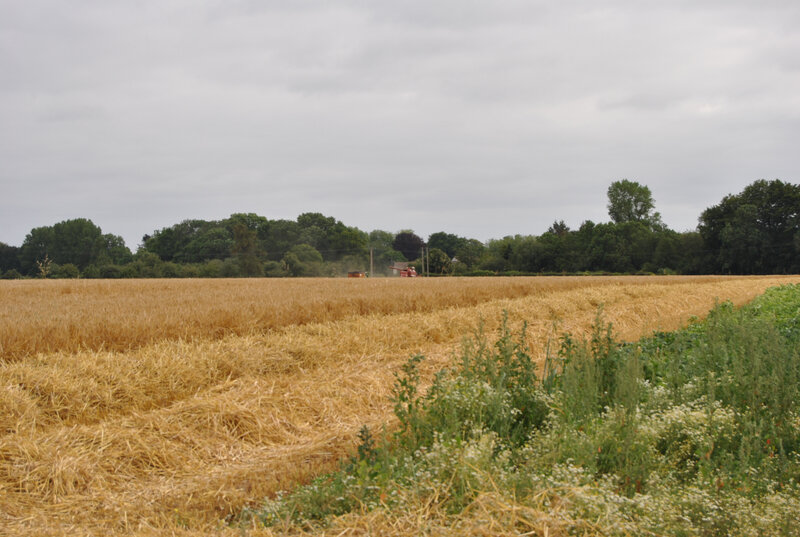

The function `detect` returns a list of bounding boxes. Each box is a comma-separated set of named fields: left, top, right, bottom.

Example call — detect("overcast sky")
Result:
left=2, top=1, right=799, bottom=249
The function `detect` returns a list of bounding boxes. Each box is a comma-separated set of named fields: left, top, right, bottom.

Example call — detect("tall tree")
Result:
left=297, top=212, right=336, bottom=233
left=143, top=219, right=210, bottom=262
left=232, top=223, right=263, bottom=276
left=454, top=239, right=485, bottom=269
left=282, top=244, right=324, bottom=277
left=392, top=231, right=425, bottom=261
left=369, top=230, right=405, bottom=275
left=699, top=179, right=800, bottom=274
left=507, top=236, right=539, bottom=272
left=50, top=218, right=104, bottom=269
left=101, top=234, right=134, bottom=265
left=427, top=248, right=452, bottom=274
left=481, top=236, right=519, bottom=272
left=261, top=219, right=301, bottom=260
left=607, top=179, right=662, bottom=227
left=19, top=226, right=54, bottom=274
left=180, top=227, right=233, bottom=262
left=327, top=222, right=369, bottom=262
left=546, top=220, right=570, bottom=237
left=0, top=242, right=21, bottom=273
left=427, top=232, right=465, bottom=258
left=19, top=218, right=120, bottom=273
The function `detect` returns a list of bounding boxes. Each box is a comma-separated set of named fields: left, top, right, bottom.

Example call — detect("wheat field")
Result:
left=2, top=275, right=799, bottom=536
left=0, top=275, right=752, bottom=361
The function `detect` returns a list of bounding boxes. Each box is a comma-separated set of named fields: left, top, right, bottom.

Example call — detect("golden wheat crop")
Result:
left=0, top=275, right=745, bottom=361
left=1, top=275, right=798, bottom=536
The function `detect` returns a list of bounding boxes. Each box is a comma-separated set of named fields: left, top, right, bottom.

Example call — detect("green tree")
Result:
left=19, top=226, right=55, bottom=274
left=480, top=236, right=518, bottom=272
left=130, top=250, right=164, bottom=278
left=607, top=180, right=662, bottom=228
left=651, top=231, right=681, bottom=273
left=507, top=236, right=539, bottom=272
left=531, top=220, right=597, bottom=273
left=546, top=220, right=570, bottom=237
left=699, top=179, right=800, bottom=274
left=1, top=268, right=22, bottom=279
left=393, top=231, right=425, bottom=261
left=143, top=219, right=209, bottom=262
left=584, top=221, right=656, bottom=273
left=369, top=230, right=406, bottom=275
left=282, top=244, right=324, bottom=277
left=180, top=227, right=233, bottom=262
left=0, top=242, right=21, bottom=273
left=19, top=218, right=120, bottom=274
left=296, top=212, right=336, bottom=256
left=263, top=260, right=286, bottom=277
left=231, top=223, right=263, bottom=277
left=295, top=213, right=369, bottom=262
left=50, top=218, right=104, bottom=269
left=261, top=219, right=301, bottom=260
left=297, top=212, right=336, bottom=234
left=52, top=263, right=80, bottom=279
left=427, top=248, right=452, bottom=274
left=673, top=231, right=707, bottom=274
left=225, top=213, right=270, bottom=257
left=101, top=234, right=133, bottom=265
left=369, top=230, right=395, bottom=251
left=527, top=232, right=561, bottom=272
left=328, top=224, right=369, bottom=262
left=454, top=239, right=485, bottom=269
left=427, top=232, right=466, bottom=258
left=227, top=213, right=270, bottom=233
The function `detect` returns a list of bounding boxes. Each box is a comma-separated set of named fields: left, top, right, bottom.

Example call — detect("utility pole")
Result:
left=426, top=247, right=430, bottom=276
left=369, top=248, right=374, bottom=277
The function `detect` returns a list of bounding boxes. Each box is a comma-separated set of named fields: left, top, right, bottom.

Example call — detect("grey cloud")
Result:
left=1, top=0, right=799, bottom=249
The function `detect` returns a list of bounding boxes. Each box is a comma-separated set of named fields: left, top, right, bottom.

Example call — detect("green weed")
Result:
left=238, top=284, right=800, bottom=535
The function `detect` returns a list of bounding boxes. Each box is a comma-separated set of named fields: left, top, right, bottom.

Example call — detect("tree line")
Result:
left=1, top=179, right=798, bottom=279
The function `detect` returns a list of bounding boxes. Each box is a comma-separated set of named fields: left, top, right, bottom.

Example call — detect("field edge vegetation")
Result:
left=239, top=284, right=800, bottom=536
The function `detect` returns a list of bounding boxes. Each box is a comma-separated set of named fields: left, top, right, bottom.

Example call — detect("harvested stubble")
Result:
left=243, top=490, right=606, bottom=537
left=1, top=275, right=798, bottom=536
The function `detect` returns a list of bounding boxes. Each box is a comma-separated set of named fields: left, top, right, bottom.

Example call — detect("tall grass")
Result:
left=242, top=284, right=800, bottom=536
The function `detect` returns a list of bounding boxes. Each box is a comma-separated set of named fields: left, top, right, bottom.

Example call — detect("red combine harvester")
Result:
left=388, top=264, right=418, bottom=277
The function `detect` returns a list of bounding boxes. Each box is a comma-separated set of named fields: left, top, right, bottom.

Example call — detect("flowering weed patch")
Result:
left=240, top=284, right=800, bottom=535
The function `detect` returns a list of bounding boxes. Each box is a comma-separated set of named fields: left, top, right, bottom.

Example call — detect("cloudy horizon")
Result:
left=2, top=1, right=799, bottom=250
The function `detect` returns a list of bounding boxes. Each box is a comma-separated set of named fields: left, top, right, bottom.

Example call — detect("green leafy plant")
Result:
left=239, top=284, right=800, bottom=535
